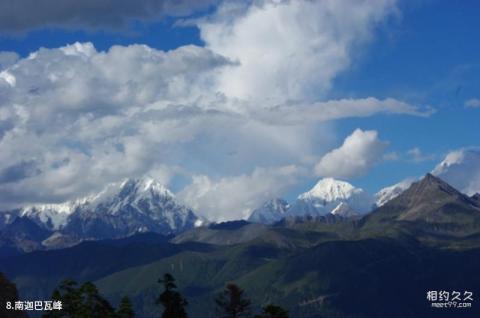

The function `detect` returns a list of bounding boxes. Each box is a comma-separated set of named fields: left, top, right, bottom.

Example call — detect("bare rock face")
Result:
left=364, top=174, right=480, bottom=235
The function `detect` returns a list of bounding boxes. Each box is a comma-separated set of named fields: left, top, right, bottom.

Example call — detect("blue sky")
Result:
left=0, top=0, right=479, bottom=220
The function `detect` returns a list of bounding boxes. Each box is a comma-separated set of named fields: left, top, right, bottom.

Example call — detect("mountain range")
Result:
left=0, top=175, right=413, bottom=254
left=2, top=173, right=480, bottom=317
left=0, top=178, right=202, bottom=255
left=248, top=149, right=480, bottom=225
left=2, top=150, right=480, bottom=256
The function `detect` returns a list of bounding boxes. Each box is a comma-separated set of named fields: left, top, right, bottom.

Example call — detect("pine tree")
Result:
left=156, top=273, right=188, bottom=318
left=43, top=280, right=117, bottom=318
left=215, top=283, right=251, bottom=318
left=43, top=279, right=82, bottom=317
left=117, top=296, right=135, bottom=318
left=79, top=282, right=116, bottom=318
left=255, top=304, right=289, bottom=318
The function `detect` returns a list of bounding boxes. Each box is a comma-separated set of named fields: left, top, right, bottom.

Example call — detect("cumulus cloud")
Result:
left=465, top=98, right=480, bottom=108
left=314, top=129, right=388, bottom=179
left=0, top=0, right=431, bottom=220
left=178, top=165, right=302, bottom=221
left=0, top=42, right=231, bottom=206
left=0, top=42, right=331, bottom=209
left=0, top=52, right=19, bottom=70
left=0, top=0, right=216, bottom=32
left=198, top=0, right=398, bottom=103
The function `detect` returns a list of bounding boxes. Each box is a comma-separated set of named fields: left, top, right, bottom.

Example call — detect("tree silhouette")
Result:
left=215, top=283, right=251, bottom=318
left=43, top=280, right=116, bottom=318
left=156, top=273, right=188, bottom=318
left=117, top=296, right=135, bottom=318
left=79, top=282, right=116, bottom=317
left=44, top=280, right=81, bottom=317
left=255, top=304, right=289, bottom=318
left=0, top=272, right=27, bottom=318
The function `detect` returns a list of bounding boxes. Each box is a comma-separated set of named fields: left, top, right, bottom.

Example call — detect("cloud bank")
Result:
left=179, top=165, right=302, bottom=221
left=0, top=0, right=430, bottom=221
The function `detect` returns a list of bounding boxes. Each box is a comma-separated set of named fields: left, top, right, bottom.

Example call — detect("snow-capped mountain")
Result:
left=7, top=177, right=203, bottom=240
left=20, top=198, right=90, bottom=231
left=432, top=148, right=480, bottom=196
left=288, top=178, right=374, bottom=217
left=375, top=178, right=416, bottom=207
left=248, top=198, right=289, bottom=224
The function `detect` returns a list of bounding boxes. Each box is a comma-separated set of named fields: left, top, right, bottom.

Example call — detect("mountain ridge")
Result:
left=0, top=177, right=203, bottom=251
left=3, top=173, right=480, bottom=318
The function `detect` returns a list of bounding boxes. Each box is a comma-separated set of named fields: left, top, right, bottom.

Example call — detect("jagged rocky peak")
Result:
left=20, top=197, right=90, bottom=231
left=86, top=177, right=178, bottom=215
left=409, top=173, right=463, bottom=197
left=62, top=176, right=202, bottom=238
left=118, top=177, right=174, bottom=199
left=372, top=173, right=480, bottom=224
left=387, top=173, right=465, bottom=210
left=5, top=176, right=203, bottom=240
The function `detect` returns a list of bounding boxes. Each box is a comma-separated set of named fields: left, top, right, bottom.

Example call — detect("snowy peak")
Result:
left=88, top=177, right=176, bottom=215
left=120, top=177, right=174, bottom=199
left=12, top=177, right=202, bottom=238
left=91, top=177, right=172, bottom=204
left=298, top=178, right=358, bottom=201
left=375, top=178, right=415, bottom=207
left=289, top=178, right=374, bottom=217
left=248, top=198, right=289, bottom=224
left=20, top=197, right=91, bottom=230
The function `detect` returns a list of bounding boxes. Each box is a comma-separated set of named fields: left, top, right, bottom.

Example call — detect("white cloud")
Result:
left=0, top=42, right=232, bottom=207
left=254, top=97, right=432, bottom=124
left=198, top=0, right=397, bottom=103
left=0, top=0, right=432, bottom=220
left=314, top=129, right=388, bottom=179
left=0, top=42, right=332, bottom=210
left=0, top=40, right=419, bottom=211
left=0, top=52, right=19, bottom=70
left=465, top=98, right=480, bottom=108
left=407, top=147, right=435, bottom=163
left=178, top=165, right=302, bottom=221
left=432, top=148, right=480, bottom=196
